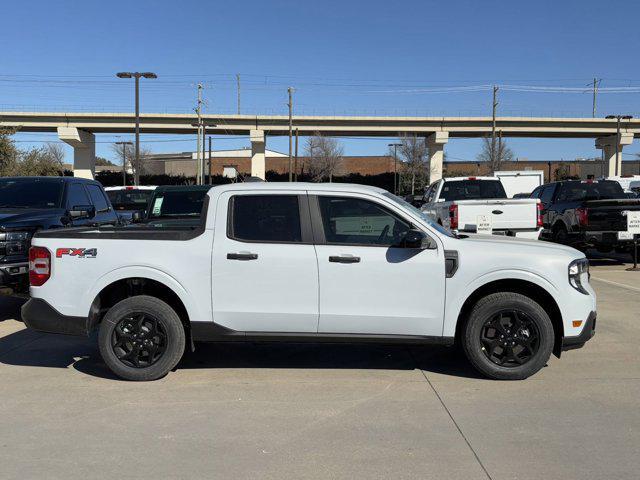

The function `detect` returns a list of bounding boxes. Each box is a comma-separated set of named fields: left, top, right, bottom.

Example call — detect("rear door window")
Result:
left=229, top=195, right=302, bottom=243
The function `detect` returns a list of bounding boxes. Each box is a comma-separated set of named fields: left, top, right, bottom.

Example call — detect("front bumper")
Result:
left=562, top=311, right=596, bottom=351
left=22, top=297, right=89, bottom=336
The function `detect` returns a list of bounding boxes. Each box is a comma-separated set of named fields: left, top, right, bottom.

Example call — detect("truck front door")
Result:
left=312, top=194, right=446, bottom=337
left=211, top=191, right=319, bottom=333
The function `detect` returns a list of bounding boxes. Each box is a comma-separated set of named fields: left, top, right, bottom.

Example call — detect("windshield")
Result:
left=559, top=181, right=626, bottom=201
left=0, top=178, right=64, bottom=209
left=107, top=189, right=155, bottom=211
left=440, top=180, right=507, bottom=201
left=148, top=190, right=208, bottom=219
left=383, top=192, right=455, bottom=238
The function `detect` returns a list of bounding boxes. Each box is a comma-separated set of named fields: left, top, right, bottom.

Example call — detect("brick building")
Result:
left=139, top=149, right=640, bottom=182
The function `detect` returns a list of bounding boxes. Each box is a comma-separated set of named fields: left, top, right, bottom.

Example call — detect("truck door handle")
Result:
left=329, top=255, right=361, bottom=263
left=227, top=252, right=258, bottom=261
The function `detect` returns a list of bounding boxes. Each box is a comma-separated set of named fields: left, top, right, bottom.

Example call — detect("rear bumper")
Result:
left=578, top=231, right=634, bottom=248
left=21, top=297, right=89, bottom=336
left=562, top=311, right=596, bottom=351
left=0, top=262, right=29, bottom=294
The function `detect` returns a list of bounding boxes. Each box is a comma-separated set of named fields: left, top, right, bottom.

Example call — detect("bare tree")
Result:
left=305, top=133, right=344, bottom=182
left=477, top=134, right=514, bottom=172
left=394, top=134, right=431, bottom=195
left=111, top=143, right=152, bottom=185
left=44, top=142, right=65, bottom=164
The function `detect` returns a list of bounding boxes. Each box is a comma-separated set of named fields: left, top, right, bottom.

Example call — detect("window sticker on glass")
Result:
left=152, top=197, right=164, bottom=215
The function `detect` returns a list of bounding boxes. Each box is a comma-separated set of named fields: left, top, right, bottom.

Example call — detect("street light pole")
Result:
left=116, top=72, right=157, bottom=186
left=115, top=141, right=133, bottom=186
left=388, top=143, right=401, bottom=195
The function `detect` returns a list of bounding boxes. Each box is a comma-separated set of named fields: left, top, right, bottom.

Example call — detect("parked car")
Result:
left=132, top=185, right=212, bottom=227
left=0, top=176, right=120, bottom=295
left=421, top=177, right=542, bottom=238
left=105, top=186, right=156, bottom=223
left=22, top=183, right=595, bottom=381
left=532, top=179, right=640, bottom=255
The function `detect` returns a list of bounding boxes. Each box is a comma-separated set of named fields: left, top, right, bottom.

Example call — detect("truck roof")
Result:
left=208, top=182, right=388, bottom=195
left=442, top=176, right=498, bottom=182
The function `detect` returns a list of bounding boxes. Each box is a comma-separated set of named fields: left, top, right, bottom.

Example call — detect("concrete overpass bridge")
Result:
left=1, top=111, right=638, bottom=181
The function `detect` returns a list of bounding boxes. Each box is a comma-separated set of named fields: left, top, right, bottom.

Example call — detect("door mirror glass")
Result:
left=398, top=229, right=433, bottom=249
left=68, top=205, right=95, bottom=220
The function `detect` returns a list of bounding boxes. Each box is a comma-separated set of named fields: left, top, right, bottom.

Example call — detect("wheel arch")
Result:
left=88, top=276, right=193, bottom=350
left=454, top=278, right=564, bottom=358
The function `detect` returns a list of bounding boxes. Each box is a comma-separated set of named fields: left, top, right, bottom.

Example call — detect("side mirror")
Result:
left=68, top=205, right=95, bottom=220
left=399, top=229, right=435, bottom=249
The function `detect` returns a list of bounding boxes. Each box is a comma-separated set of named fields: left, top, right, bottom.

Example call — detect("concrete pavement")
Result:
left=0, top=260, right=638, bottom=479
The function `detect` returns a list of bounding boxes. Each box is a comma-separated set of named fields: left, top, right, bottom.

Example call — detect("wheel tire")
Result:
left=98, top=295, right=185, bottom=381
left=462, top=292, right=554, bottom=380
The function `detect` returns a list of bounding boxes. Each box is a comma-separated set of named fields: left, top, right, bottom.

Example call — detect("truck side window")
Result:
left=86, top=185, right=110, bottom=212
left=318, top=196, right=411, bottom=246
left=229, top=195, right=302, bottom=243
left=540, top=185, right=555, bottom=205
left=67, top=183, right=90, bottom=208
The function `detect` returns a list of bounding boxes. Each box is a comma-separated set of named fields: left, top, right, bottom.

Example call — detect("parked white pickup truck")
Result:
left=421, top=177, right=543, bottom=238
left=22, top=183, right=595, bottom=381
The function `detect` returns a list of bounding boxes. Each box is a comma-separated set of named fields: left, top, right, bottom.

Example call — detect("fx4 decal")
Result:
left=56, top=248, right=98, bottom=259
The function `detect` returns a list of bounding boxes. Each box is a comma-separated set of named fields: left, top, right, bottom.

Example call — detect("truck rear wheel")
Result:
left=462, top=292, right=554, bottom=380
left=98, top=295, right=185, bottom=381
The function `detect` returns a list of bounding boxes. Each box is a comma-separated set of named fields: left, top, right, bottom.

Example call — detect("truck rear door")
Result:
left=211, top=190, right=319, bottom=333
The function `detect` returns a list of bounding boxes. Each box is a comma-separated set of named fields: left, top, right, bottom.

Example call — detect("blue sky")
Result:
left=2, top=0, right=640, bottom=164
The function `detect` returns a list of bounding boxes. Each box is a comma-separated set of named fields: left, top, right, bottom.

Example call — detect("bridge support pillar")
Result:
left=596, top=133, right=633, bottom=177
left=250, top=129, right=266, bottom=180
left=427, top=131, right=449, bottom=183
left=57, top=127, right=95, bottom=179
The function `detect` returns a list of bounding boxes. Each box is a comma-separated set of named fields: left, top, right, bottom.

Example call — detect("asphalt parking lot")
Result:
left=0, top=255, right=638, bottom=480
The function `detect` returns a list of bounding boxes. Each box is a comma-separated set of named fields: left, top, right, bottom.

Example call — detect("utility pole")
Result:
left=589, top=78, right=601, bottom=118
left=115, top=141, right=133, bottom=186
left=388, top=143, right=401, bottom=195
left=195, top=83, right=203, bottom=185
left=294, top=128, right=299, bottom=181
left=287, top=87, right=294, bottom=182
left=492, top=85, right=499, bottom=166
left=236, top=74, right=241, bottom=115
left=208, top=136, right=212, bottom=185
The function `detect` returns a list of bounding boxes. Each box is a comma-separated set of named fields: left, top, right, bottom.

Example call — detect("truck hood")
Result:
left=0, top=208, right=66, bottom=229
left=457, top=234, right=582, bottom=257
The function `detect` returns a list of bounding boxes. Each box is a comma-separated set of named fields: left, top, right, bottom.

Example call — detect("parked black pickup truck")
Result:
left=531, top=179, right=640, bottom=254
left=0, top=176, right=120, bottom=294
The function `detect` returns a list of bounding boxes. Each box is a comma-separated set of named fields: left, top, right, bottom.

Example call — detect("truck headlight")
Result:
left=568, top=258, right=590, bottom=295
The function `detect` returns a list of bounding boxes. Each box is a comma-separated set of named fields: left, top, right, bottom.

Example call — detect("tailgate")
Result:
left=456, top=199, right=538, bottom=231
left=585, top=200, right=640, bottom=231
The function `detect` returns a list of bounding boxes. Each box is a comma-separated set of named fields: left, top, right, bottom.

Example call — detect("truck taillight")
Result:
left=576, top=207, right=589, bottom=226
left=29, top=246, right=51, bottom=286
left=537, top=202, right=544, bottom=228
left=449, top=204, right=459, bottom=230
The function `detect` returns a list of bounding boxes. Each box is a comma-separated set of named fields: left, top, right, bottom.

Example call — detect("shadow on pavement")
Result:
left=0, top=296, right=27, bottom=322
left=0, top=327, right=483, bottom=381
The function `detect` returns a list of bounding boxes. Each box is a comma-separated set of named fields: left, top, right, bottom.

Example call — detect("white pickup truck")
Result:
left=421, top=177, right=543, bottom=238
left=22, top=183, right=595, bottom=381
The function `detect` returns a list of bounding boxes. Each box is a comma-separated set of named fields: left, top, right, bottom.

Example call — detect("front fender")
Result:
left=443, top=269, right=561, bottom=337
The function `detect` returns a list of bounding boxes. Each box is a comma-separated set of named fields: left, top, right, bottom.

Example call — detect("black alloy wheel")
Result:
left=480, top=309, right=540, bottom=367
left=111, top=313, right=167, bottom=368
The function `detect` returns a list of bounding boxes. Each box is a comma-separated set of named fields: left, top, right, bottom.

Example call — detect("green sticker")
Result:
left=152, top=197, right=164, bottom=215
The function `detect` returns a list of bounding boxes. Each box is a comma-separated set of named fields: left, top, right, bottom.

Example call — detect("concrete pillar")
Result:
left=250, top=129, right=266, bottom=179
left=596, top=133, right=633, bottom=177
left=427, top=131, right=449, bottom=183
left=57, top=127, right=96, bottom=179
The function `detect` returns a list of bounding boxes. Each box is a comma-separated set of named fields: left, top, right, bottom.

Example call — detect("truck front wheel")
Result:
left=98, top=295, right=186, bottom=381
left=462, top=292, right=554, bottom=380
